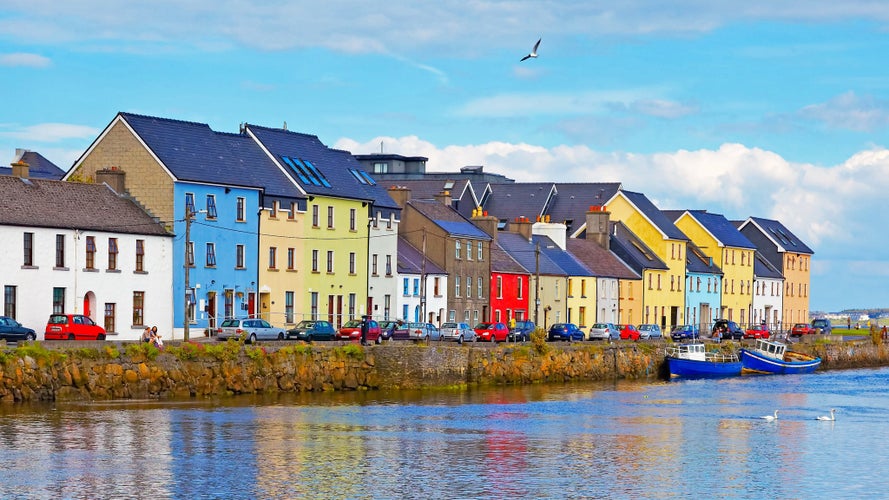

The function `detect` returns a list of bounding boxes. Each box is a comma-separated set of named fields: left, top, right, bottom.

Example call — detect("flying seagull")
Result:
left=520, top=38, right=541, bottom=62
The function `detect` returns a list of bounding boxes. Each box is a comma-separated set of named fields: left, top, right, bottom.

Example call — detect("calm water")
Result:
left=2, top=367, right=888, bottom=499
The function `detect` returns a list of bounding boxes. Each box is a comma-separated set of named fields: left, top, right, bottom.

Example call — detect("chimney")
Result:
left=96, top=166, right=127, bottom=194
left=585, top=205, right=610, bottom=250
left=471, top=207, right=499, bottom=243
left=11, top=158, right=29, bottom=178
left=510, top=216, right=533, bottom=241
left=434, top=190, right=452, bottom=207
left=387, top=185, right=411, bottom=208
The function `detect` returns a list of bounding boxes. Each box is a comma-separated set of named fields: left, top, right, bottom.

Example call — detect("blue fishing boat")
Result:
left=666, top=343, right=742, bottom=378
left=740, top=338, right=821, bottom=375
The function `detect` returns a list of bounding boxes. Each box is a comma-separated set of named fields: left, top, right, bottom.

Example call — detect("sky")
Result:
left=2, top=1, right=889, bottom=312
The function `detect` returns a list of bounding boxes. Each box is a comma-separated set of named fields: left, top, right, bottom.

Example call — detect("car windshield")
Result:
left=794, top=323, right=807, bottom=328
left=343, top=320, right=361, bottom=328
left=295, top=321, right=315, bottom=328
left=475, top=323, right=492, bottom=329
left=442, top=323, right=457, bottom=328
left=640, top=325, right=653, bottom=330
left=592, top=324, right=608, bottom=329
left=221, top=319, right=240, bottom=327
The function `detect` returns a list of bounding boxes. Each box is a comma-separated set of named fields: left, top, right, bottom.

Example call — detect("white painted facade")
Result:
left=2, top=225, right=173, bottom=341
left=751, top=277, right=784, bottom=331
left=596, top=277, right=620, bottom=323
left=367, top=212, right=400, bottom=321
left=395, top=272, right=448, bottom=325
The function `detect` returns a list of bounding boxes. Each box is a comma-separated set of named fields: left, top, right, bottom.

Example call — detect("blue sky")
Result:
left=2, top=1, right=889, bottom=312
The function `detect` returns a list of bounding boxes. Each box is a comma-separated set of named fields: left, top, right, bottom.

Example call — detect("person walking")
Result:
left=360, top=315, right=369, bottom=346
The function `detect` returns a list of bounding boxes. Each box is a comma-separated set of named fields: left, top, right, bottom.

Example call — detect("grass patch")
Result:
left=337, top=343, right=365, bottom=360
left=125, top=342, right=160, bottom=361
left=204, top=340, right=242, bottom=361
left=15, top=342, right=67, bottom=363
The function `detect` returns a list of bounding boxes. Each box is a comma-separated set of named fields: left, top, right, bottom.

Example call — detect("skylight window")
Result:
left=281, top=156, right=309, bottom=184
left=302, top=159, right=331, bottom=188
left=349, top=168, right=377, bottom=186
left=281, top=156, right=331, bottom=188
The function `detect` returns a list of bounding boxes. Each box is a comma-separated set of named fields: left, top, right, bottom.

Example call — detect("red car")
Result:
left=619, top=324, right=641, bottom=341
left=790, top=323, right=815, bottom=337
left=744, top=324, right=771, bottom=339
left=44, top=314, right=107, bottom=340
left=336, top=319, right=383, bottom=343
left=474, top=322, right=509, bottom=342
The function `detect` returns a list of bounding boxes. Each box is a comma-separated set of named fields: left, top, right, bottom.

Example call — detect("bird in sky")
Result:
left=760, top=410, right=779, bottom=421
left=520, top=38, right=541, bottom=62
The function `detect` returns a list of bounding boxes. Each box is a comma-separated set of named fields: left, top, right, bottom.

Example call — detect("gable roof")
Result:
left=0, top=150, right=66, bottom=180
left=496, top=232, right=566, bottom=276
left=753, top=250, right=784, bottom=279
left=672, top=210, right=756, bottom=249
left=532, top=234, right=593, bottom=277
left=565, top=238, right=640, bottom=280
left=0, top=176, right=170, bottom=236
left=685, top=240, right=723, bottom=275
left=112, top=112, right=301, bottom=199
left=607, top=220, right=670, bottom=274
left=491, top=241, right=530, bottom=274
left=739, top=216, right=813, bottom=255
left=407, top=199, right=491, bottom=240
left=614, top=190, right=688, bottom=241
left=397, top=237, right=446, bottom=275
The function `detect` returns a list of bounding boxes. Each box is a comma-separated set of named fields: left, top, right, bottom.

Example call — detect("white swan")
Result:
left=816, top=409, right=837, bottom=421
left=760, top=410, right=779, bottom=421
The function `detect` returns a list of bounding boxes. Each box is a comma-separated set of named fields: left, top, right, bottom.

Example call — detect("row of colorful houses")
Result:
left=0, top=112, right=812, bottom=341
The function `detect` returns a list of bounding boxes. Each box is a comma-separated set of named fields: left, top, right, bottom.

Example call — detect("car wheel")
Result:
left=457, top=335, right=464, bottom=345
left=278, top=332, right=285, bottom=340
left=98, top=334, right=106, bottom=341
left=67, top=333, right=75, bottom=340
left=375, top=336, right=381, bottom=345
left=249, top=333, right=257, bottom=344
left=307, top=334, right=314, bottom=342
left=25, top=332, right=35, bottom=341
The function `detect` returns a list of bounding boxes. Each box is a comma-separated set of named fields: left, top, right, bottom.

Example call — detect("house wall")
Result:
left=368, top=212, right=399, bottom=324
left=531, top=275, right=566, bottom=330
left=752, top=277, right=783, bottom=330
left=685, top=272, right=722, bottom=331
left=593, top=277, right=619, bottom=325
left=618, top=277, right=643, bottom=325
left=782, top=252, right=810, bottom=328
left=258, top=200, right=304, bottom=328
left=490, top=272, right=529, bottom=324
left=566, top=276, right=597, bottom=329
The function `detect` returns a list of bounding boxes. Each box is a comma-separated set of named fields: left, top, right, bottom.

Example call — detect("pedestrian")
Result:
left=360, top=315, right=369, bottom=346
left=509, top=316, right=516, bottom=331
left=142, top=327, right=153, bottom=343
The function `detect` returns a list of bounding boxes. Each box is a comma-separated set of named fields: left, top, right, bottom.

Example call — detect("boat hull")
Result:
left=739, top=349, right=821, bottom=374
left=667, top=356, right=742, bottom=378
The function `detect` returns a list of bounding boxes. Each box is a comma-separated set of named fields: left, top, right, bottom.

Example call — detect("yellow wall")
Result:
left=782, top=252, right=811, bottom=327
left=618, top=278, right=643, bottom=325
left=259, top=201, right=304, bottom=327
left=567, top=276, right=597, bottom=329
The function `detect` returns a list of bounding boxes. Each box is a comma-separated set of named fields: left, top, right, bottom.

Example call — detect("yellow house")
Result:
left=605, top=191, right=688, bottom=328
left=672, top=210, right=755, bottom=326
left=258, top=199, right=305, bottom=328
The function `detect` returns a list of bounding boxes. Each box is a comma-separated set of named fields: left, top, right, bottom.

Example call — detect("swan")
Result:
left=816, top=409, right=837, bottom=421
left=760, top=410, right=779, bottom=421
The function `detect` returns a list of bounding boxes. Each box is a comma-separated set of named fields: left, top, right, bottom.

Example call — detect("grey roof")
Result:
left=491, top=241, right=529, bottom=274
left=740, top=216, right=813, bottom=255
left=686, top=241, right=723, bottom=275
left=398, top=237, right=446, bottom=275
left=0, top=176, right=171, bottom=236
left=607, top=220, right=669, bottom=274
left=496, top=232, right=566, bottom=276
left=408, top=199, right=492, bottom=241
left=671, top=210, right=756, bottom=249
left=618, top=190, right=688, bottom=241
left=754, top=251, right=784, bottom=279
left=565, top=238, right=640, bottom=280
left=532, top=235, right=594, bottom=277
left=0, top=150, right=65, bottom=180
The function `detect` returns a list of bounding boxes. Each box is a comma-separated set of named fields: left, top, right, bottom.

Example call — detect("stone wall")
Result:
left=0, top=340, right=885, bottom=403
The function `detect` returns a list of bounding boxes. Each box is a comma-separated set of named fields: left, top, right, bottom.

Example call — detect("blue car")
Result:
left=670, top=324, right=700, bottom=342
left=548, top=323, right=584, bottom=342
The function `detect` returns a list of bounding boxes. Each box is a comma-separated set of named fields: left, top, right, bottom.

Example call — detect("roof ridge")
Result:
left=119, top=111, right=212, bottom=128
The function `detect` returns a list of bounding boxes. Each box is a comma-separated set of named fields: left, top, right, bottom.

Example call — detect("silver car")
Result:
left=440, top=322, right=477, bottom=343
left=393, top=322, right=442, bottom=341
left=638, top=324, right=663, bottom=339
left=216, top=318, right=286, bottom=344
left=588, top=322, right=619, bottom=341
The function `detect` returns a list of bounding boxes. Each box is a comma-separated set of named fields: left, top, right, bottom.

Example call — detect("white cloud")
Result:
left=1, top=123, right=99, bottom=142
left=0, top=52, right=51, bottom=67
left=799, top=91, right=889, bottom=132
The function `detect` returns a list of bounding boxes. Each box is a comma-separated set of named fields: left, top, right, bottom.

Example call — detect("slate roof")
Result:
left=532, top=235, right=593, bottom=277
left=617, top=190, right=688, bottom=241
left=385, top=178, right=476, bottom=206
left=496, top=232, right=566, bottom=276
left=607, top=220, right=669, bottom=274
left=0, top=176, right=170, bottom=236
left=491, top=241, right=530, bottom=274
left=741, top=217, right=813, bottom=255
left=685, top=241, right=723, bottom=275
left=397, top=237, right=446, bottom=275
left=114, top=113, right=301, bottom=199
left=0, top=150, right=65, bottom=180
left=754, top=251, right=784, bottom=279
left=670, top=210, right=756, bottom=249
left=407, top=199, right=491, bottom=240
left=565, top=239, right=640, bottom=280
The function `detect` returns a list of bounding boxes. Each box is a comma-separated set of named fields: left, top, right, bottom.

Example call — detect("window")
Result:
left=269, top=201, right=277, bottom=218
left=467, top=240, right=473, bottom=260
left=186, top=288, right=196, bottom=323
left=236, top=245, right=245, bottom=269
left=384, top=295, right=391, bottom=320
left=413, top=278, right=420, bottom=296
left=206, top=243, right=217, bottom=267
left=478, top=277, right=484, bottom=298
left=477, top=242, right=483, bottom=260
left=326, top=250, right=334, bottom=273
left=495, top=276, right=503, bottom=298
left=327, top=206, right=334, bottom=229
left=310, top=292, right=319, bottom=320
left=104, top=303, right=115, bottom=333
left=224, top=290, right=234, bottom=319
left=350, top=208, right=356, bottom=231
left=53, top=287, right=65, bottom=314
left=86, top=236, right=96, bottom=270
left=455, top=276, right=461, bottom=297
left=568, top=279, right=574, bottom=297
left=4, top=286, right=15, bottom=318
left=467, top=276, right=472, bottom=298
left=517, top=278, right=523, bottom=299
left=385, top=255, right=392, bottom=276
left=403, top=278, right=410, bottom=296
left=402, top=304, right=409, bottom=320
left=555, top=280, right=560, bottom=299
left=287, top=248, right=295, bottom=270
left=55, top=234, right=65, bottom=268
left=185, top=192, right=196, bottom=215
left=312, top=205, right=319, bottom=227
left=269, top=247, right=277, bottom=269
left=187, top=241, right=195, bottom=267
left=581, top=279, right=587, bottom=297
left=132, top=291, right=144, bottom=326
left=135, top=239, right=145, bottom=272
left=373, top=162, right=388, bottom=173
left=285, top=292, right=294, bottom=323
left=372, top=254, right=378, bottom=275
left=108, top=238, right=118, bottom=270
left=387, top=214, right=393, bottom=229
left=23, top=232, right=34, bottom=266
left=434, top=277, right=441, bottom=296
left=448, top=310, right=456, bottom=322
left=312, top=250, right=319, bottom=272
left=349, top=252, right=356, bottom=274
left=236, top=197, right=246, bottom=222
left=348, top=293, right=356, bottom=321
left=206, top=195, right=217, bottom=219
left=455, top=240, right=461, bottom=259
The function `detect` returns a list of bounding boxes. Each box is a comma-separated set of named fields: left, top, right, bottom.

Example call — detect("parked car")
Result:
left=791, top=323, right=815, bottom=337
left=619, top=324, right=641, bottom=341
left=44, top=314, right=107, bottom=341
left=336, top=319, right=383, bottom=343
left=638, top=324, right=663, bottom=339
left=474, top=322, right=509, bottom=343
left=216, top=318, right=286, bottom=343
left=588, top=322, right=618, bottom=341
left=286, top=320, right=336, bottom=341
left=711, top=319, right=744, bottom=340
left=508, top=320, right=536, bottom=342
left=0, top=316, right=36, bottom=342
left=670, top=324, right=700, bottom=342
left=744, top=324, right=771, bottom=339
left=811, top=318, right=833, bottom=335
left=392, top=322, right=441, bottom=341
left=378, top=320, right=399, bottom=341
left=440, top=322, right=477, bottom=343
left=548, top=323, right=585, bottom=342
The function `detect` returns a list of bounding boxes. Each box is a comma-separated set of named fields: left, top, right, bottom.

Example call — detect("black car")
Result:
left=548, top=323, right=584, bottom=342
left=508, top=320, right=536, bottom=342
left=287, top=320, right=336, bottom=341
left=711, top=319, right=744, bottom=340
left=0, top=316, right=36, bottom=342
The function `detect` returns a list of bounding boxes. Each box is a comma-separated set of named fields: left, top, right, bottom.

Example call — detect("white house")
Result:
left=396, top=237, right=448, bottom=324
left=0, top=165, right=173, bottom=341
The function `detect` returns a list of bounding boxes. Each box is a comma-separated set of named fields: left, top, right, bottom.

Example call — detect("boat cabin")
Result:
left=669, top=343, right=706, bottom=361
left=753, top=339, right=786, bottom=360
